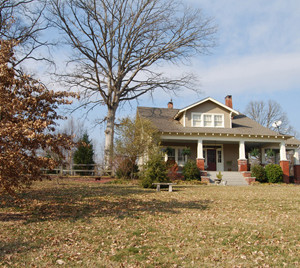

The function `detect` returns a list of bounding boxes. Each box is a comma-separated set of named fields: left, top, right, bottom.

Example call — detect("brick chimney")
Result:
left=225, top=95, right=232, bottom=109
left=168, top=100, right=173, bottom=109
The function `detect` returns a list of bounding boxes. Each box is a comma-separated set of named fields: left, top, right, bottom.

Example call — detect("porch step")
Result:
left=207, top=171, right=248, bottom=186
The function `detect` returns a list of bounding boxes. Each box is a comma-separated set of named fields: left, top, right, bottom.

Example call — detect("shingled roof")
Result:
left=286, top=137, right=300, bottom=147
left=137, top=106, right=293, bottom=138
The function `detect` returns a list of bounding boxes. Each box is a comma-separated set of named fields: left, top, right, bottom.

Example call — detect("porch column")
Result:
left=280, top=142, right=287, bottom=161
left=279, top=141, right=290, bottom=183
left=196, top=138, right=205, bottom=170
left=293, top=150, right=299, bottom=165
left=238, top=140, right=247, bottom=172
left=293, top=149, right=300, bottom=184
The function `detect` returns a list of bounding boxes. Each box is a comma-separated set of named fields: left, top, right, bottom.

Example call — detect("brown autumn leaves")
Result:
left=0, top=40, right=77, bottom=196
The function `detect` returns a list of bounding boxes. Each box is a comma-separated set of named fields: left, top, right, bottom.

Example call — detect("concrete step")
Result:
left=206, top=171, right=248, bottom=186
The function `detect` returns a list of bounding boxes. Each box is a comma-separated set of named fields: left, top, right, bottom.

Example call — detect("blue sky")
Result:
left=134, top=0, right=300, bottom=128
left=50, top=0, right=300, bottom=159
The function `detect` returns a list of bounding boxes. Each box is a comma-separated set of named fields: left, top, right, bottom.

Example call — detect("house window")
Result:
left=214, top=115, right=224, bottom=127
left=164, top=147, right=187, bottom=166
left=192, top=113, right=224, bottom=128
left=178, top=148, right=185, bottom=162
left=203, top=114, right=212, bottom=127
left=192, top=114, right=202, bottom=127
left=167, top=148, right=175, bottom=161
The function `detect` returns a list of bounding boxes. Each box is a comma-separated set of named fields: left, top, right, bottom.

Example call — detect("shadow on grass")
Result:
left=0, top=184, right=153, bottom=208
left=0, top=184, right=212, bottom=223
left=0, top=212, right=28, bottom=222
left=0, top=240, right=41, bottom=258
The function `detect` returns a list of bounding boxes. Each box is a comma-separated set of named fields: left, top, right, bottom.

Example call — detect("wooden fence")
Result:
left=42, top=164, right=112, bottom=177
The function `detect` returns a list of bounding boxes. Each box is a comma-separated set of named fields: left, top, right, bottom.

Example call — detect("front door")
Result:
left=207, top=149, right=216, bottom=171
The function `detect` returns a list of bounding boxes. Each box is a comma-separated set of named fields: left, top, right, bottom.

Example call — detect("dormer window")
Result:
left=203, top=114, right=212, bottom=127
left=193, top=114, right=202, bottom=127
left=214, top=115, right=223, bottom=127
left=192, top=113, right=224, bottom=128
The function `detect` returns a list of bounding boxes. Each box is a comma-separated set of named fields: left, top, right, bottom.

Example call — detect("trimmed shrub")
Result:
left=182, top=160, right=200, bottom=181
left=115, top=158, right=139, bottom=179
left=141, top=151, right=169, bottom=188
left=251, top=165, right=267, bottom=183
left=265, top=164, right=283, bottom=183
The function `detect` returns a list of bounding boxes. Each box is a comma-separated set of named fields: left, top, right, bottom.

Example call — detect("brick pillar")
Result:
left=293, top=165, right=300, bottom=184
left=280, top=160, right=290, bottom=183
left=196, top=158, right=205, bottom=171
left=238, top=159, right=248, bottom=172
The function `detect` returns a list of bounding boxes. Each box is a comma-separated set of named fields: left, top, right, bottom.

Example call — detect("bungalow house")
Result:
left=137, top=95, right=300, bottom=183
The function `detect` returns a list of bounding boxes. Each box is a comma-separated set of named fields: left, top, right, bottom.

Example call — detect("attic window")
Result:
left=214, top=115, right=223, bottom=127
left=192, top=114, right=202, bottom=127
left=192, top=113, right=224, bottom=128
left=203, top=114, right=212, bottom=127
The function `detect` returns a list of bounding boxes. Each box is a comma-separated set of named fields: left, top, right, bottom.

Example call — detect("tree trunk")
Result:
left=104, top=105, right=117, bottom=172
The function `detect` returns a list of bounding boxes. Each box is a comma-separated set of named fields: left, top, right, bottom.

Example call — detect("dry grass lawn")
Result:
left=0, top=179, right=299, bottom=267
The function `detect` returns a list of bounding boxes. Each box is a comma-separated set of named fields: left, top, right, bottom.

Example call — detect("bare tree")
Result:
left=245, top=100, right=295, bottom=135
left=48, top=0, right=216, bottom=168
left=43, top=117, right=86, bottom=174
left=59, top=117, right=85, bottom=169
left=115, top=116, right=159, bottom=161
left=0, top=0, right=51, bottom=68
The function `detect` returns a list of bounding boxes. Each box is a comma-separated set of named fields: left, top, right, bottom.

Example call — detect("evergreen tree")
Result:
left=73, top=133, right=95, bottom=175
left=141, top=148, right=169, bottom=188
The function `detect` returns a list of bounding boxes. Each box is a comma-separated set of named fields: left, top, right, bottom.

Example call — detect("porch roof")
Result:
left=286, top=137, right=300, bottom=147
left=137, top=106, right=293, bottom=140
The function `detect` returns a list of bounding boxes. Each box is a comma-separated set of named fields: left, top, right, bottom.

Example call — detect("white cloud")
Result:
left=186, top=0, right=300, bottom=55
left=145, top=0, right=300, bottom=102
left=197, top=53, right=300, bottom=94
left=149, top=51, right=300, bottom=94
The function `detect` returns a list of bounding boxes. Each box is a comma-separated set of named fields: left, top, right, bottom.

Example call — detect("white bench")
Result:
left=152, top=183, right=177, bottom=192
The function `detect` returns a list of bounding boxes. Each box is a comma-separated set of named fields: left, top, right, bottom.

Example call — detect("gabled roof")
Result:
left=137, top=106, right=292, bottom=139
left=174, top=97, right=239, bottom=119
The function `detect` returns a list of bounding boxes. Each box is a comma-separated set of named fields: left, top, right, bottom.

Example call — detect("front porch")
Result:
left=161, top=137, right=299, bottom=183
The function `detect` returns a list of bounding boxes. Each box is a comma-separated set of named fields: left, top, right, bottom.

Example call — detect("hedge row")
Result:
left=251, top=164, right=283, bottom=183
